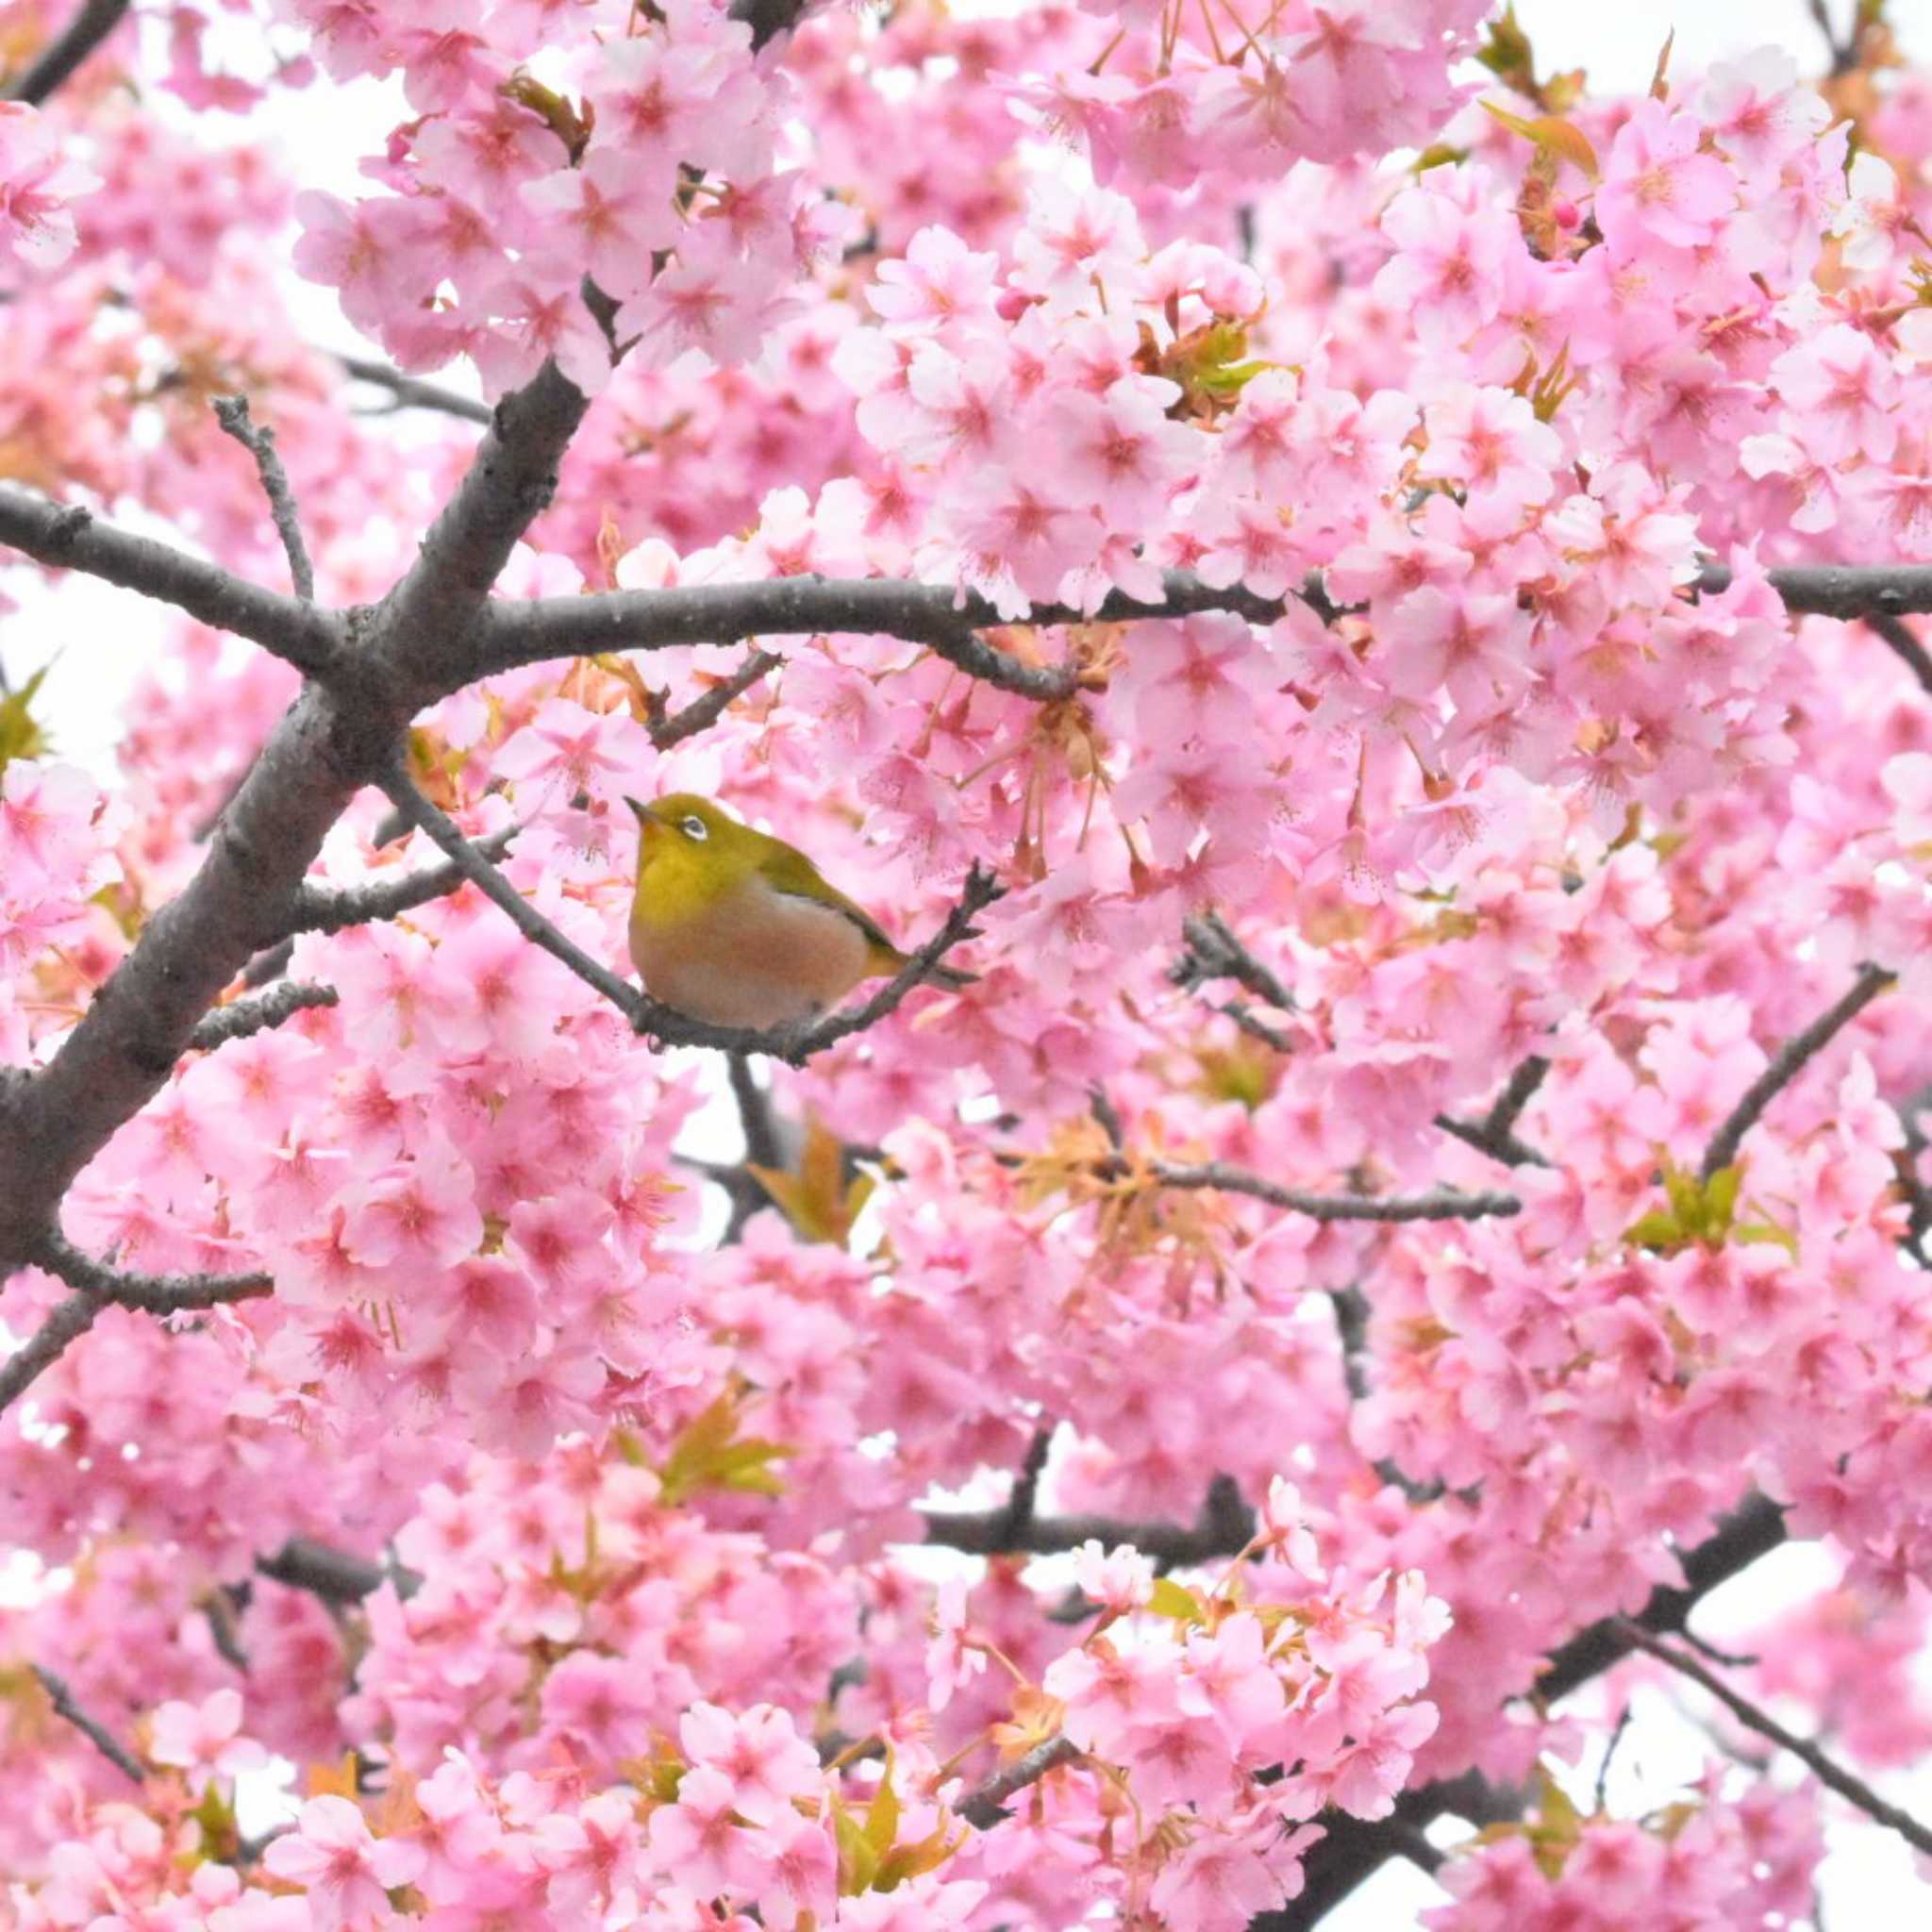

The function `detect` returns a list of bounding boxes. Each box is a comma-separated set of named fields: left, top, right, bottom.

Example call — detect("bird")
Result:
left=625, top=792, right=975, bottom=1029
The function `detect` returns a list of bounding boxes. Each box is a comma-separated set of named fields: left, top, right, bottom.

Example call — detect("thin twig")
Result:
left=0, top=1291, right=100, bottom=1413
left=212, top=397, right=315, bottom=602
left=1806, top=0, right=1858, bottom=75
left=1173, top=911, right=1296, bottom=1012
left=1619, top=1622, right=1932, bottom=1857
left=1153, top=1163, right=1521, bottom=1224
left=1594, top=1704, right=1633, bottom=1812
left=1329, top=1286, right=1441, bottom=1502
left=652, top=650, right=780, bottom=749
left=2, top=0, right=128, bottom=104
left=32, top=1232, right=273, bottom=1311
left=188, top=981, right=338, bottom=1053
left=334, top=355, right=493, bottom=426
left=283, top=826, right=518, bottom=937
left=728, top=1051, right=785, bottom=1171
left=1867, top=612, right=1932, bottom=695
left=31, top=1667, right=144, bottom=1784
left=957, top=1735, right=1082, bottom=1828
left=997, top=1425, right=1055, bottom=1548
left=1701, top=964, right=1894, bottom=1176
left=1436, top=1055, right=1553, bottom=1169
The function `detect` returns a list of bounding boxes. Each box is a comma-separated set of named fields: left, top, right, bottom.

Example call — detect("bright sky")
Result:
left=7, top=2, right=1932, bottom=1923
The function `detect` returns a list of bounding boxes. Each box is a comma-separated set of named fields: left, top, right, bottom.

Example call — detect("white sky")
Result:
left=6, top=4, right=1932, bottom=1924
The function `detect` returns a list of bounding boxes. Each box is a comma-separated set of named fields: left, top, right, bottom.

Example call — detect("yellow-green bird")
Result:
left=625, top=793, right=974, bottom=1029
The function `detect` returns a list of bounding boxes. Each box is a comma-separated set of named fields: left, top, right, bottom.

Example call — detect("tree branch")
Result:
left=256, top=1536, right=417, bottom=1605
left=282, top=826, right=517, bottom=937
left=652, top=649, right=780, bottom=748
left=32, top=1231, right=273, bottom=1310
left=1435, top=1056, right=1553, bottom=1169
left=0, top=356, right=590, bottom=1274
left=924, top=1476, right=1256, bottom=1566
left=472, top=563, right=1932, bottom=703
left=335, top=355, right=493, bottom=426
left=187, top=980, right=338, bottom=1053
left=1153, top=1164, right=1521, bottom=1224
left=1701, top=964, right=1894, bottom=1177
left=1172, top=912, right=1298, bottom=1049
left=212, top=396, right=315, bottom=603
left=30, top=1666, right=144, bottom=1784
left=728, top=1050, right=784, bottom=1171
left=1, top=0, right=128, bottom=104
left=0, top=1291, right=100, bottom=1414
left=1619, top=1622, right=1932, bottom=1857
left=1866, top=611, right=1932, bottom=695
left=1701, top=560, right=1932, bottom=616
left=1254, top=1492, right=1788, bottom=1928
left=375, top=358, right=593, bottom=700
left=957, top=1734, right=1082, bottom=1828
left=0, top=491, right=341, bottom=676
left=375, top=755, right=647, bottom=1016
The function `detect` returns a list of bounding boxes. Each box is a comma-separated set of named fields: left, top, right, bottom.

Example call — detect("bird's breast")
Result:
left=629, top=875, right=875, bottom=1029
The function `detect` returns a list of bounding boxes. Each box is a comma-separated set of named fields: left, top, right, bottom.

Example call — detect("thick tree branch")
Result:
left=924, top=1475, right=1256, bottom=1566
left=188, top=980, right=338, bottom=1053
left=256, top=1537, right=416, bottom=1605
left=473, top=563, right=1932, bottom=703
left=335, top=355, right=493, bottom=426
left=377, top=359, right=593, bottom=700
left=30, top=1666, right=144, bottom=1784
left=1153, top=1164, right=1521, bottom=1224
left=1701, top=964, right=1893, bottom=1176
left=1702, top=560, right=1932, bottom=615
left=1620, top=1622, right=1932, bottom=1857
left=0, top=491, right=341, bottom=676
left=2, top=0, right=128, bottom=104
left=212, top=396, right=315, bottom=603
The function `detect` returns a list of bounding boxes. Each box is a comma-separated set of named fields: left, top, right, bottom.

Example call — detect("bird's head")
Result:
left=625, top=794, right=757, bottom=897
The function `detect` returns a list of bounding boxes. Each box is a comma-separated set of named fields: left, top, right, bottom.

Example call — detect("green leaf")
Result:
left=1148, top=1577, right=1205, bottom=1624
left=1626, top=1209, right=1684, bottom=1252
left=1481, top=99, right=1600, bottom=179
left=832, top=1797, right=877, bottom=1895
left=0, top=665, right=51, bottom=775
left=1703, top=1164, right=1742, bottom=1237
left=863, top=1750, right=901, bottom=1864
left=656, top=1392, right=792, bottom=1507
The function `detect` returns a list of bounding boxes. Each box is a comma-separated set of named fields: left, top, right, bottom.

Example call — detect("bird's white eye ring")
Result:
left=681, top=816, right=708, bottom=841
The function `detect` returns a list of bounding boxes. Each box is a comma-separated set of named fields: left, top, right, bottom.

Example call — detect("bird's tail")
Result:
left=926, top=963, right=978, bottom=991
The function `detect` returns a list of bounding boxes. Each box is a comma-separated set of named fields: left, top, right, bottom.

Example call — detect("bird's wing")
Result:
left=756, top=840, right=902, bottom=959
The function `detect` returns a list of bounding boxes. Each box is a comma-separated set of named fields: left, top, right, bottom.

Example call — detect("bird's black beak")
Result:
left=625, top=796, right=658, bottom=825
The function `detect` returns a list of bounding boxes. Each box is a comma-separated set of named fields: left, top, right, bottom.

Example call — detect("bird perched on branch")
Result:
left=625, top=793, right=976, bottom=1029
